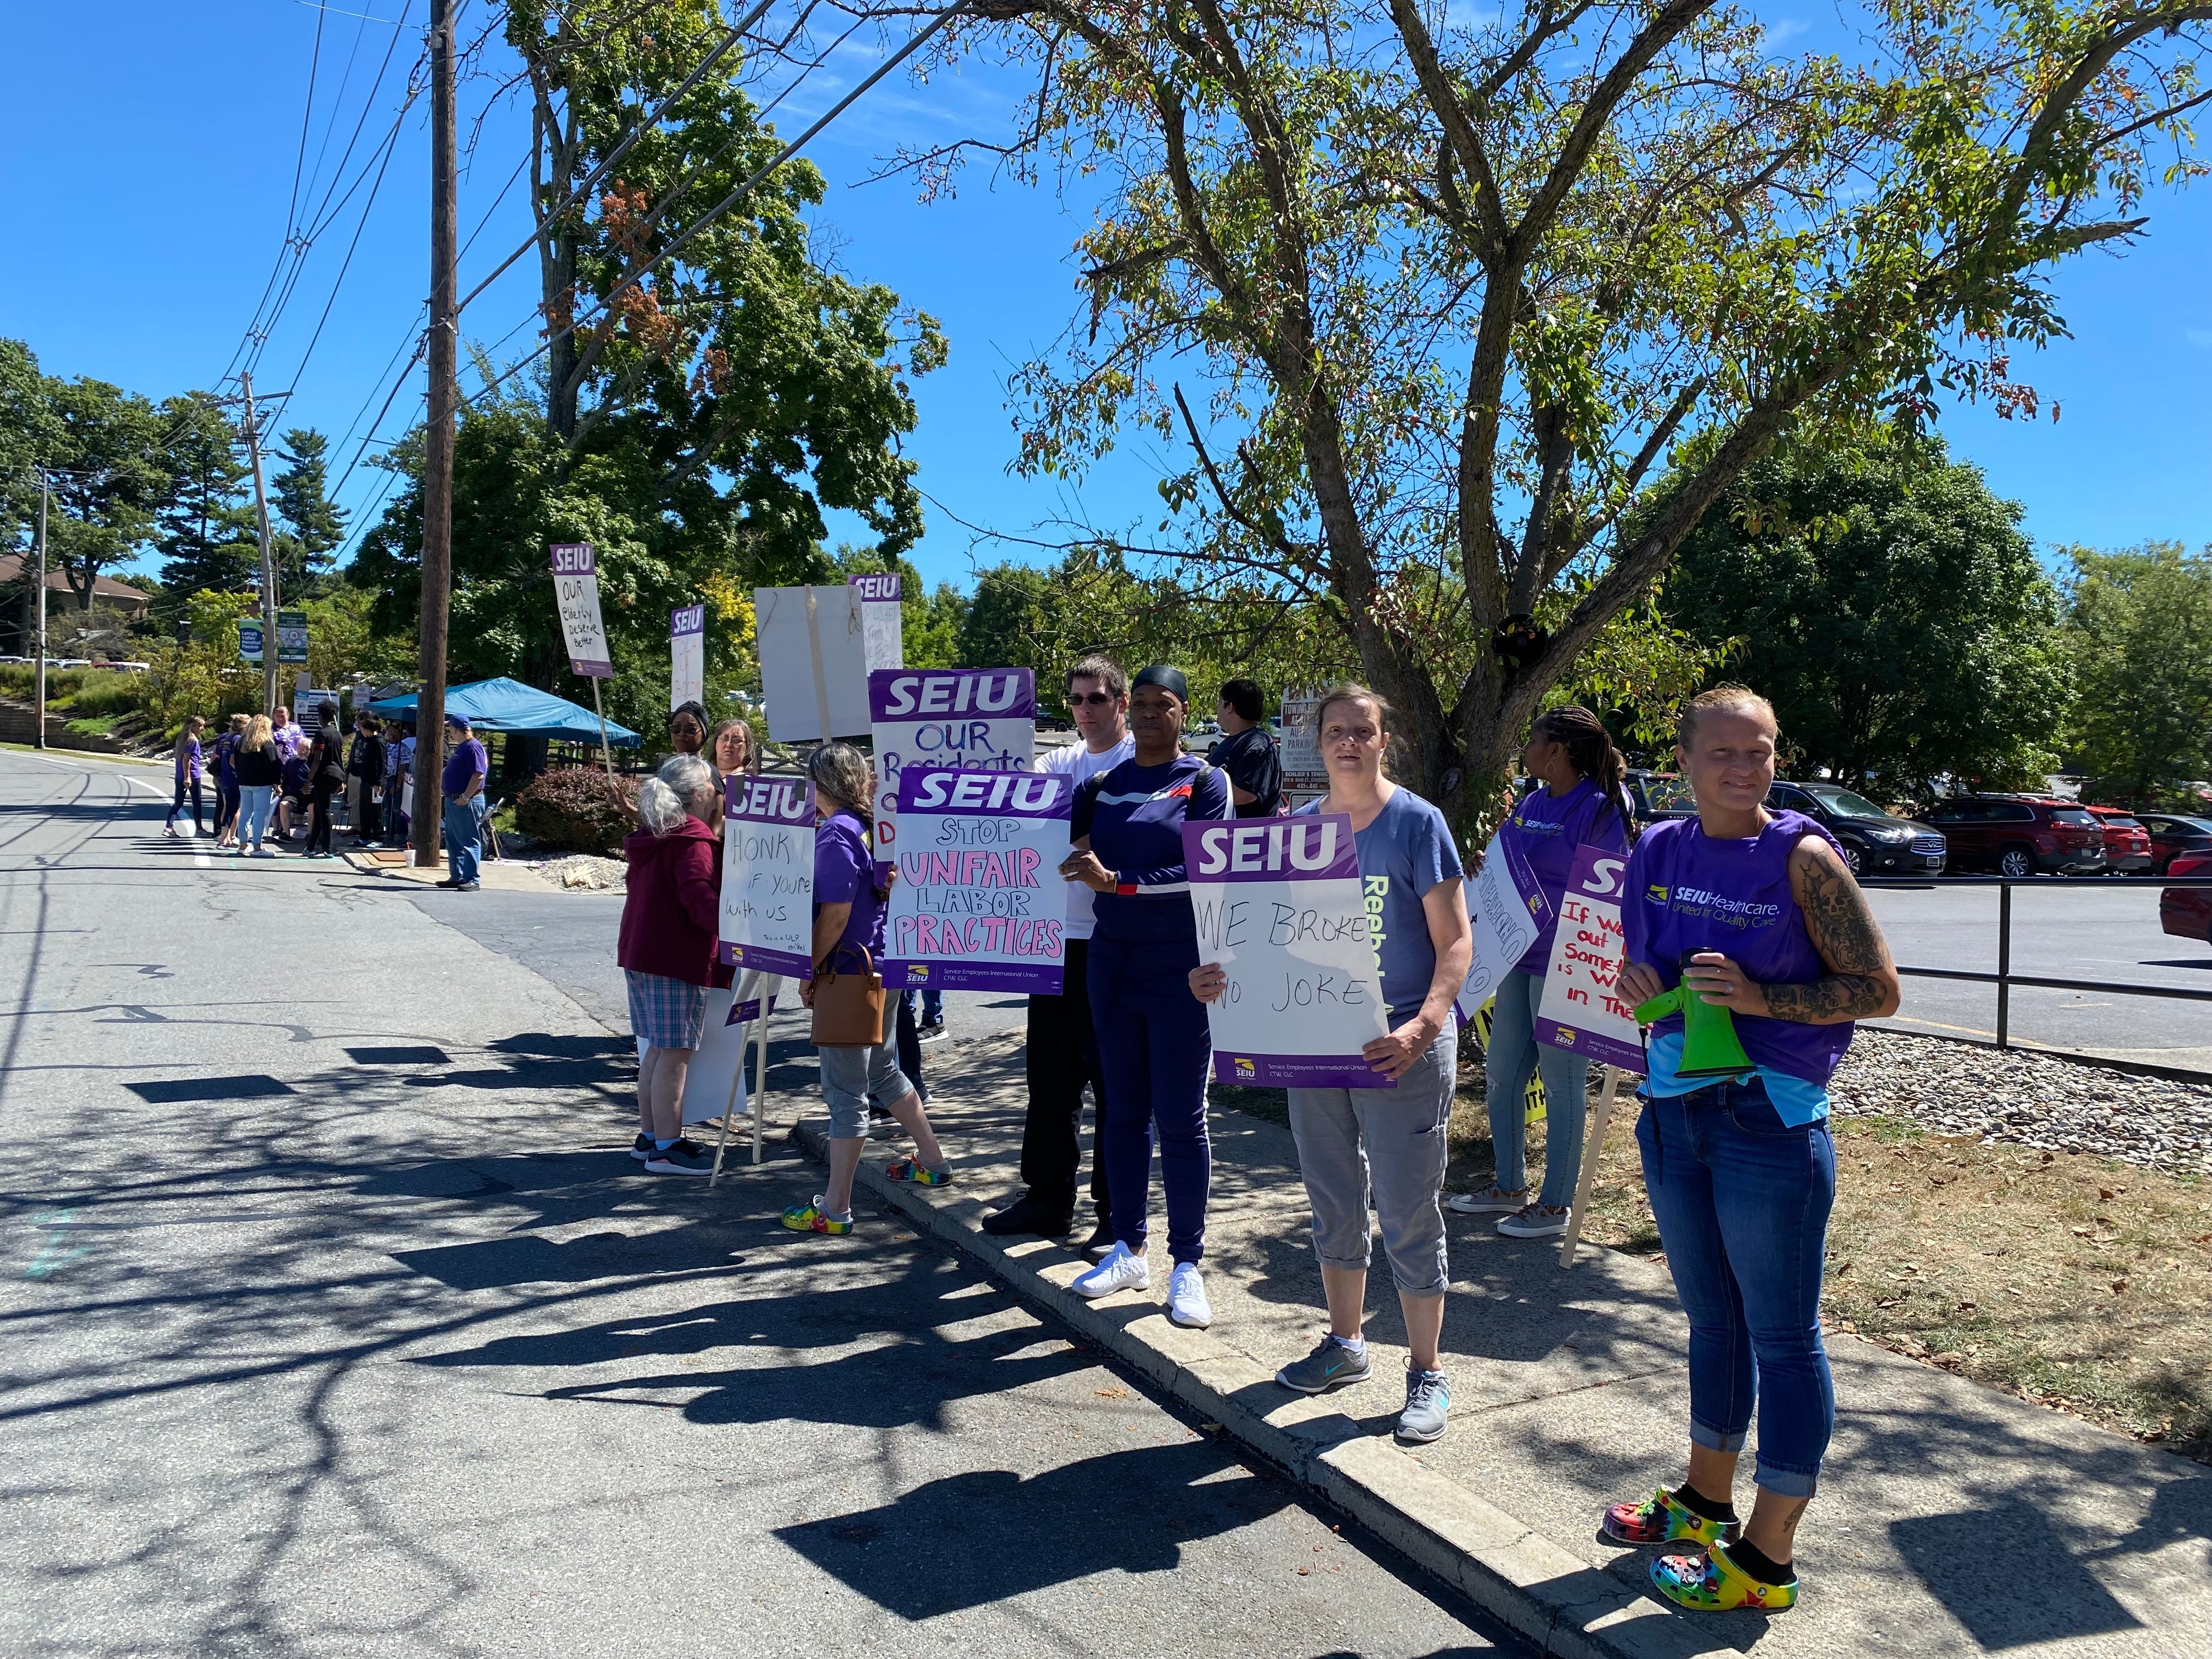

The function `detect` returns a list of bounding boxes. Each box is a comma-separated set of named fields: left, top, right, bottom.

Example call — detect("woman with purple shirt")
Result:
left=1451, top=706, right=1634, bottom=1237
left=1602, top=686, right=1899, bottom=1615
left=165, top=717, right=207, bottom=837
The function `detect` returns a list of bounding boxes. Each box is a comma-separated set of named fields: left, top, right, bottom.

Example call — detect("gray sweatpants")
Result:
left=1285, top=1018, right=1457, bottom=1296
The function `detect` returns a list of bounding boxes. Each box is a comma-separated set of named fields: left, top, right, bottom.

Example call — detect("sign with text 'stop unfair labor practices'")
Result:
left=719, top=772, right=817, bottom=978
left=847, top=570, right=904, bottom=672
left=670, top=603, right=705, bottom=712
left=869, top=669, right=1035, bottom=871
left=549, top=543, right=614, bottom=679
left=754, top=584, right=873, bottom=741
left=1185, top=815, right=1393, bottom=1089
left=1534, top=843, right=1644, bottom=1072
left=1456, top=828, right=1548, bottom=1022
left=885, top=766, right=1071, bottom=995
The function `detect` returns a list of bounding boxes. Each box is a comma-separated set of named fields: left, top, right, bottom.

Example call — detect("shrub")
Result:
left=63, top=672, right=150, bottom=717
left=513, top=766, right=639, bottom=856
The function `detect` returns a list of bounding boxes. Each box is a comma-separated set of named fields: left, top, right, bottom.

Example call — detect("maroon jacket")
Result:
left=616, top=816, right=730, bottom=987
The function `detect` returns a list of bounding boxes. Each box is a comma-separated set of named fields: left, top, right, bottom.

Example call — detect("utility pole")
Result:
left=413, top=0, right=457, bottom=870
left=32, top=471, right=48, bottom=751
left=239, top=371, right=282, bottom=716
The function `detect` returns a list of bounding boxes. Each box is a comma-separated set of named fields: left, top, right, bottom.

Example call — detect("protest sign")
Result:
left=848, top=571, right=904, bottom=671
left=1185, top=815, right=1391, bottom=1088
left=869, top=669, right=1034, bottom=871
left=1533, top=843, right=1643, bottom=1071
left=670, top=603, right=705, bottom=711
left=885, top=766, right=1070, bottom=994
left=1455, top=830, right=1550, bottom=1021
left=754, top=584, right=871, bottom=740
left=549, top=544, right=613, bottom=678
left=718, top=773, right=816, bottom=977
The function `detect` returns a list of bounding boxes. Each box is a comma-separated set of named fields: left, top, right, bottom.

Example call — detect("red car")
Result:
left=1920, top=794, right=2107, bottom=876
left=2080, top=805, right=2153, bottom=874
left=2159, top=850, right=2212, bottom=941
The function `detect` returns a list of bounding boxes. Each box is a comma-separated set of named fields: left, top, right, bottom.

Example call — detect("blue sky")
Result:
left=4, top=1, right=2206, bottom=595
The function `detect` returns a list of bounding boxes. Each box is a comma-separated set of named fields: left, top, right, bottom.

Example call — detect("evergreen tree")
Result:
left=273, top=427, right=346, bottom=596
left=154, top=394, right=258, bottom=616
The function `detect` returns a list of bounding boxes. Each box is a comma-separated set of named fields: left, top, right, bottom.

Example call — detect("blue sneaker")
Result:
left=1276, top=1334, right=1373, bottom=1395
left=1397, top=1367, right=1451, bottom=1444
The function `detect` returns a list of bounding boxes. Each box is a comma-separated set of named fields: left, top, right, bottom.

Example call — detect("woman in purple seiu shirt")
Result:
left=1601, top=687, right=1899, bottom=1616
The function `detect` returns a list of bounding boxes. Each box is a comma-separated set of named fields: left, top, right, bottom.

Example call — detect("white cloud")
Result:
left=2187, top=328, right=2212, bottom=349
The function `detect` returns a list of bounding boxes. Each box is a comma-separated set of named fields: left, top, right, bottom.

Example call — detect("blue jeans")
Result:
left=1484, top=969, right=1590, bottom=1206
left=443, top=796, right=485, bottom=884
left=1087, top=933, right=1212, bottom=1265
left=236, top=786, right=274, bottom=849
left=1636, top=1079, right=1837, bottom=1498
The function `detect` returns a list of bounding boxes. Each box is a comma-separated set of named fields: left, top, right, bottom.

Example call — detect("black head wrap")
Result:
left=1131, top=664, right=1189, bottom=703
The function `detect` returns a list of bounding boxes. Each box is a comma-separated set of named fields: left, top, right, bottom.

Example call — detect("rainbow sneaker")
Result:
left=1650, top=1544, right=1798, bottom=1613
left=1601, top=1487, right=1739, bottom=1548
left=885, top=1158, right=953, bottom=1186
left=781, top=1197, right=853, bottom=1235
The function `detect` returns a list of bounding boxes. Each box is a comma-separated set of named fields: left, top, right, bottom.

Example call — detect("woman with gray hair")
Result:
left=783, top=741, right=952, bottom=1235
left=617, top=754, right=726, bottom=1176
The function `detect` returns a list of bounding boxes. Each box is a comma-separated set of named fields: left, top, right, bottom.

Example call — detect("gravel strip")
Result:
left=1832, top=1029, right=2212, bottom=1173
left=535, top=854, right=627, bottom=892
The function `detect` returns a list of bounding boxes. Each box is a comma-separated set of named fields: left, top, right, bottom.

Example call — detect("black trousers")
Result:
left=307, top=785, right=336, bottom=854
left=1020, top=937, right=1111, bottom=1222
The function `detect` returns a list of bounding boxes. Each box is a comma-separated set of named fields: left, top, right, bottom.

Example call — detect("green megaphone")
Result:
left=1633, top=952, right=1755, bottom=1078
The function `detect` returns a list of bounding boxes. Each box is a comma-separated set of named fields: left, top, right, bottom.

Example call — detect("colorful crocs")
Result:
left=885, top=1158, right=953, bottom=1186
left=1650, top=1544, right=1798, bottom=1613
left=1601, top=1487, right=1739, bottom=1548
left=781, top=1197, right=854, bottom=1235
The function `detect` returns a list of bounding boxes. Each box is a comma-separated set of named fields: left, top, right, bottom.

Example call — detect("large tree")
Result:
left=923, top=0, right=2210, bottom=836
left=1666, top=429, right=2071, bottom=791
left=272, top=427, right=347, bottom=597
left=2063, top=541, right=2212, bottom=800
left=155, top=393, right=261, bottom=613
left=36, top=375, right=168, bottom=610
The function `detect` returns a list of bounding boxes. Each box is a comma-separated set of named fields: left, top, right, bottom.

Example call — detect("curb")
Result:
left=792, top=1116, right=1701, bottom=1659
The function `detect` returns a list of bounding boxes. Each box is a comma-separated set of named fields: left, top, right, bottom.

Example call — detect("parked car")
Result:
left=1765, top=782, right=1945, bottom=876
left=2075, top=804, right=2153, bottom=874
left=1920, top=794, right=2107, bottom=876
left=1625, top=768, right=1696, bottom=827
left=2136, top=813, right=2212, bottom=876
left=2159, top=850, right=2212, bottom=941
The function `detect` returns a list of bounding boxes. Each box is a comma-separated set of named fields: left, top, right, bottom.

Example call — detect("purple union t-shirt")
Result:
left=1498, top=777, right=1629, bottom=976
left=814, top=809, right=887, bottom=963
left=441, top=737, right=488, bottom=797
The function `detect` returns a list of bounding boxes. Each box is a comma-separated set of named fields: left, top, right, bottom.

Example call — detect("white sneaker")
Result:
left=1166, top=1261, right=1212, bottom=1329
left=1496, top=1203, right=1571, bottom=1239
left=1447, top=1183, right=1528, bottom=1215
left=1073, top=1240, right=1150, bottom=1300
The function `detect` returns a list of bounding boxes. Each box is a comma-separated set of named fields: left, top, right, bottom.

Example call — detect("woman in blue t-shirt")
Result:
left=1062, top=665, right=1230, bottom=1328
left=1192, top=683, right=1472, bottom=1445
left=1449, top=706, right=1634, bottom=1236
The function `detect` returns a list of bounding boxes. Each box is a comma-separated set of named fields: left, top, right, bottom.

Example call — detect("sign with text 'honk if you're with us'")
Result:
left=885, top=766, right=1071, bottom=995
left=1185, top=815, right=1392, bottom=1088
left=719, top=774, right=816, bottom=978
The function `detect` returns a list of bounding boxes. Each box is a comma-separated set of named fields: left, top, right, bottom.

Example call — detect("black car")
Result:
left=1626, top=768, right=1696, bottom=827
left=2137, top=813, right=2212, bottom=876
left=1766, top=781, right=1946, bottom=876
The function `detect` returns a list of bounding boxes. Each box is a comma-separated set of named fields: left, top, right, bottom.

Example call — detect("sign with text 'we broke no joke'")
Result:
left=1186, top=815, right=1392, bottom=1089
left=886, top=766, right=1070, bottom=995
left=550, top=543, right=613, bottom=679
left=719, top=774, right=816, bottom=978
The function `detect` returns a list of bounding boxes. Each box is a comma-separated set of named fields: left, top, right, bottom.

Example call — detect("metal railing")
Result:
left=1859, top=874, right=2212, bottom=1049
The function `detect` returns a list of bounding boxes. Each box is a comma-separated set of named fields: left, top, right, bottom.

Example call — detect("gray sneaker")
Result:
left=1276, top=1335, right=1374, bottom=1395
left=1397, top=1367, right=1451, bottom=1444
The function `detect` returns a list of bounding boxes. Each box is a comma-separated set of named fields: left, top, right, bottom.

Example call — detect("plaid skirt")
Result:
left=626, top=969, right=705, bottom=1050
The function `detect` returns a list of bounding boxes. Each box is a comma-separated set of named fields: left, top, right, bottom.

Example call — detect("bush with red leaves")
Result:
left=514, top=766, right=638, bottom=856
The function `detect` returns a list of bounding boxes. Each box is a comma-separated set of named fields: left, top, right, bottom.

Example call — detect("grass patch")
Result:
left=64, top=714, right=121, bottom=737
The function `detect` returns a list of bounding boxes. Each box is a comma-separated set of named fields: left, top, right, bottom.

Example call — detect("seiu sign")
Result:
left=908, top=772, right=1066, bottom=814
left=848, top=573, right=901, bottom=602
left=1193, top=821, right=1344, bottom=876
left=728, top=776, right=812, bottom=823
left=877, top=672, right=1029, bottom=717
left=549, top=543, right=595, bottom=575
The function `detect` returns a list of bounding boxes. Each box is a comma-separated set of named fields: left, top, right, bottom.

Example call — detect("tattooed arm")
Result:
left=1679, top=837, right=1901, bottom=1024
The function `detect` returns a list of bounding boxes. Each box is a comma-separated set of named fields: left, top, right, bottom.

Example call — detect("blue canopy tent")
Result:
left=365, top=676, right=642, bottom=747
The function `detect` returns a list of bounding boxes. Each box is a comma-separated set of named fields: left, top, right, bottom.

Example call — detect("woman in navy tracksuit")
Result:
left=1062, top=664, right=1231, bottom=1329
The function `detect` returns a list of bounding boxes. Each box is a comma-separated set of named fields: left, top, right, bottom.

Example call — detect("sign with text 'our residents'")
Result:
left=670, top=604, right=705, bottom=712
left=719, top=773, right=816, bottom=978
left=1186, top=814, right=1392, bottom=1088
left=1534, top=843, right=1644, bottom=1072
left=885, top=766, right=1070, bottom=995
left=869, top=669, right=1034, bottom=872
left=549, top=543, right=613, bottom=679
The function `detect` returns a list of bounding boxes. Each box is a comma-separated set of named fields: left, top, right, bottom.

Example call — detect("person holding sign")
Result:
left=1191, top=684, right=1471, bottom=1443
left=1604, top=686, right=1898, bottom=1615
left=1451, top=707, right=1637, bottom=1236
left=668, top=701, right=708, bottom=759
left=1064, top=665, right=1229, bottom=1327
left=783, top=743, right=952, bottom=1237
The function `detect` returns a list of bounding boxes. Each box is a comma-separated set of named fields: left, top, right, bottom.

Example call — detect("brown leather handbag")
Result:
left=809, top=945, right=887, bottom=1048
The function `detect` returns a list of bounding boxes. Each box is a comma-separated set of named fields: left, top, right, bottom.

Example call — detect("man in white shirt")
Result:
left=983, top=654, right=1136, bottom=1252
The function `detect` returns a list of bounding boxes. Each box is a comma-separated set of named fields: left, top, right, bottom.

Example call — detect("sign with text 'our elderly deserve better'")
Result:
left=719, top=774, right=816, bottom=978
left=885, top=766, right=1070, bottom=995
left=869, top=669, right=1034, bottom=871
left=1185, top=815, right=1392, bottom=1088
left=549, top=544, right=614, bottom=678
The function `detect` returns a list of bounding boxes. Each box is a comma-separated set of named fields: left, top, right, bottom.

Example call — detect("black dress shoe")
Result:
left=1079, top=1217, right=1117, bottom=1260
left=980, top=1195, right=1073, bottom=1238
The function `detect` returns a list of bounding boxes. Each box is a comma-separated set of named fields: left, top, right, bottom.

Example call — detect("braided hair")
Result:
left=1534, top=705, right=1638, bottom=845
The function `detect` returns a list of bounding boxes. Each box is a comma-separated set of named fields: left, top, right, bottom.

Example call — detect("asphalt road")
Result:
left=0, top=748, right=1508, bottom=1659
left=1864, top=880, right=2212, bottom=1069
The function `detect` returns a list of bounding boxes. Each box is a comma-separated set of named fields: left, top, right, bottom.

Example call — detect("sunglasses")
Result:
left=1070, top=691, right=1117, bottom=707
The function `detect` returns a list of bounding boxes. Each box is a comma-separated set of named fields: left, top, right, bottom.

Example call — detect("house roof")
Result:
left=0, top=556, right=153, bottom=601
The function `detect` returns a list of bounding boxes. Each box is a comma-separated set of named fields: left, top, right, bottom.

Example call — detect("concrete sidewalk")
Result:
left=786, top=1031, right=2211, bottom=1659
